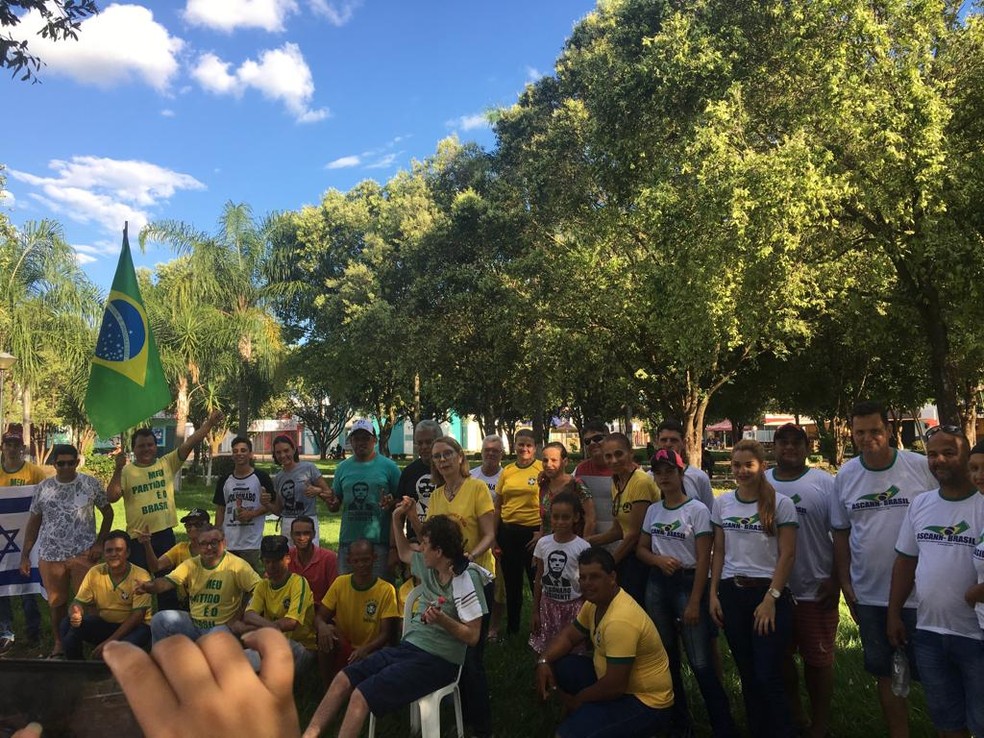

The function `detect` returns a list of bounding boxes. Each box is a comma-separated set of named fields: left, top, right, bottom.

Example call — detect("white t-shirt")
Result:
left=974, top=534, right=984, bottom=630
left=642, top=498, right=712, bottom=570
left=711, top=492, right=798, bottom=580
left=831, top=449, right=935, bottom=607
left=683, top=466, right=715, bottom=511
left=470, top=466, right=502, bottom=505
left=767, top=468, right=835, bottom=601
left=533, top=534, right=591, bottom=602
left=895, top=490, right=984, bottom=640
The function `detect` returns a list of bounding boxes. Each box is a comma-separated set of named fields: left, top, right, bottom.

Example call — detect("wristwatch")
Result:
left=767, top=587, right=782, bottom=600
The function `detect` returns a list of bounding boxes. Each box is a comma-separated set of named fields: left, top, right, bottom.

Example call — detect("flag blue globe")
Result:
left=94, top=299, right=146, bottom=363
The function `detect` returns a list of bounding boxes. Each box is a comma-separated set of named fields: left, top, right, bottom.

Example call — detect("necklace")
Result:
left=444, top=479, right=463, bottom=502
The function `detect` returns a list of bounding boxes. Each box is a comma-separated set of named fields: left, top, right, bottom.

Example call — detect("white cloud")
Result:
left=161, top=109, right=176, bottom=117
left=307, top=0, right=361, bottom=26
left=326, top=155, right=361, bottom=169
left=0, top=189, right=14, bottom=207
left=447, top=113, right=490, bottom=132
left=10, top=157, right=205, bottom=236
left=526, top=66, right=543, bottom=83
left=365, top=153, right=397, bottom=169
left=184, top=0, right=298, bottom=33
left=8, top=4, right=184, bottom=91
left=191, top=43, right=329, bottom=123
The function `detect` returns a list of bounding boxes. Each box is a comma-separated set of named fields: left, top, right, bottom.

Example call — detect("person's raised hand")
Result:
left=102, top=628, right=300, bottom=738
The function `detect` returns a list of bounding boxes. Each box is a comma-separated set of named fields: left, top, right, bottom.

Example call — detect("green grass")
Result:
left=3, top=463, right=937, bottom=736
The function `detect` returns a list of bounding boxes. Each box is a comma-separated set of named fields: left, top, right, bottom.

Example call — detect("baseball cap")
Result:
left=1, top=424, right=24, bottom=444
left=180, top=508, right=210, bottom=524
left=260, top=535, right=289, bottom=560
left=651, top=448, right=685, bottom=470
left=773, top=423, right=808, bottom=442
left=349, top=418, right=376, bottom=436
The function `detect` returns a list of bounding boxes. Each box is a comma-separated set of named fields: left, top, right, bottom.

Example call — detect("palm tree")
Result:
left=139, top=202, right=293, bottom=437
left=0, top=219, right=101, bottom=451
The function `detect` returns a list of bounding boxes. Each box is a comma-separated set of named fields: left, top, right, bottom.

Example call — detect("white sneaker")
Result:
left=0, top=631, right=15, bottom=654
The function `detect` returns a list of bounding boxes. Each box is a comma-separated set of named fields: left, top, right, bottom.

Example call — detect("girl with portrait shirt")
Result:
left=710, top=439, right=798, bottom=738
left=529, top=491, right=591, bottom=654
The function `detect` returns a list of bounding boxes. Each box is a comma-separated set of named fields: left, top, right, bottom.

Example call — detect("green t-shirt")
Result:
left=333, top=454, right=401, bottom=545
left=402, top=551, right=487, bottom=665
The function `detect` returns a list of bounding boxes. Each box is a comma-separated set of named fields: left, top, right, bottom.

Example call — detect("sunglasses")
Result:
left=54, top=459, right=78, bottom=468
left=585, top=435, right=605, bottom=445
left=924, top=425, right=964, bottom=440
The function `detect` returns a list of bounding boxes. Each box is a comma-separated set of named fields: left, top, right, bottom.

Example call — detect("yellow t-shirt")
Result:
left=612, top=470, right=658, bottom=536
left=74, top=562, right=153, bottom=624
left=162, top=541, right=193, bottom=569
left=496, top=461, right=543, bottom=527
left=120, top=450, right=184, bottom=534
left=0, top=460, right=46, bottom=487
left=321, top=574, right=399, bottom=649
left=248, top=572, right=317, bottom=650
left=574, top=589, right=673, bottom=708
left=397, top=578, right=416, bottom=614
left=166, top=552, right=261, bottom=630
left=428, top=476, right=495, bottom=572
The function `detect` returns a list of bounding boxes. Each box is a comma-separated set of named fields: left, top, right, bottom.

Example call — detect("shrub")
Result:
left=83, top=453, right=116, bottom=487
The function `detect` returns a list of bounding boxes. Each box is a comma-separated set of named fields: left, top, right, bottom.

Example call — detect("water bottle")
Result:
left=891, top=649, right=910, bottom=697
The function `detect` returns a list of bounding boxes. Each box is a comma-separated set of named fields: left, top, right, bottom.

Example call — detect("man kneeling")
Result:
left=62, top=531, right=152, bottom=660
left=536, top=547, right=674, bottom=738
left=302, top=499, right=486, bottom=738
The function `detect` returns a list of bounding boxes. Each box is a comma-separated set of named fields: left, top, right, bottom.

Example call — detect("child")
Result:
left=529, top=491, right=591, bottom=653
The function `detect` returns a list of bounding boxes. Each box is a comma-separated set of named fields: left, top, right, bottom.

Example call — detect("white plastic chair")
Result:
left=367, top=584, right=465, bottom=738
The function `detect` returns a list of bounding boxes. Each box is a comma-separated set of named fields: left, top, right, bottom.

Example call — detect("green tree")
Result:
left=1, top=0, right=99, bottom=82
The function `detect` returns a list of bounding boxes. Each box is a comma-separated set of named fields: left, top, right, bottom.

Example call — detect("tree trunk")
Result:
left=888, top=407, right=904, bottom=450
left=681, top=394, right=710, bottom=470
left=237, top=370, right=249, bottom=438
left=21, top=385, right=33, bottom=461
left=175, top=375, right=190, bottom=447
left=960, top=387, right=978, bottom=447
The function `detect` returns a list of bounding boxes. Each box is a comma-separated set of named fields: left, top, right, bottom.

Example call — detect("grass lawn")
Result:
left=2, top=463, right=936, bottom=736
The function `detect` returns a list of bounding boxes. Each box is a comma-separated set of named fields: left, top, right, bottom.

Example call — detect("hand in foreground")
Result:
left=535, top=662, right=556, bottom=701
left=103, top=628, right=300, bottom=738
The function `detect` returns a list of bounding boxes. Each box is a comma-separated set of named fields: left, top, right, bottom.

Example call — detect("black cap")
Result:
left=180, top=508, right=210, bottom=524
left=773, top=423, right=808, bottom=442
left=260, top=535, right=289, bottom=560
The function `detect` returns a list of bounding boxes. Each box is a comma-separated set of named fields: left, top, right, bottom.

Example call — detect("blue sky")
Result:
left=0, top=1, right=597, bottom=289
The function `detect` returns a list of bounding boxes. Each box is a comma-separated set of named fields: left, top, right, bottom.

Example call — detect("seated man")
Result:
left=315, top=538, right=399, bottom=684
left=236, top=535, right=318, bottom=672
left=136, top=525, right=261, bottom=643
left=288, top=515, right=338, bottom=603
left=536, top=546, right=674, bottom=738
left=140, top=508, right=210, bottom=574
left=302, top=499, right=487, bottom=738
left=61, top=531, right=152, bottom=660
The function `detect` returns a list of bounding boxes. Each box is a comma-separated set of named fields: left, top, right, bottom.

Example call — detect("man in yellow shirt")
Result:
left=136, top=525, right=260, bottom=643
left=108, top=410, right=223, bottom=610
left=315, top=538, right=399, bottom=684
left=62, top=531, right=152, bottom=660
left=0, top=425, right=45, bottom=649
left=235, top=535, right=317, bottom=673
left=535, top=546, right=674, bottom=738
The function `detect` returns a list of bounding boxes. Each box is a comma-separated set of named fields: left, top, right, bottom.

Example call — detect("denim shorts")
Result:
left=912, top=629, right=984, bottom=735
left=855, top=603, right=918, bottom=679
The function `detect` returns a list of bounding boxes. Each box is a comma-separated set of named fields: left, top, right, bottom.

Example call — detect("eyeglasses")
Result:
left=433, top=450, right=458, bottom=461
left=199, top=539, right=223, bottom=549
left=54, top=459, right=78, bottom=468
left=585, top=435, right=605, bottom=445
left=924, top=425, right=964, bottom=440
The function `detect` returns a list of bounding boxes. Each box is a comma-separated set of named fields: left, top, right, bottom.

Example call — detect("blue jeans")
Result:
left=150, top=609, right=231, bottom=644
left=646, top=570, right=738, bottom=737
left=554, top=654, right=672, bottom=738
left=59, top=615, right=151, bottom=660
left=459, top=580, right=494, bottom=737
left=129, top=528, right=180, bottom=611
left=616, top=552, right=647, bottom=606
left=718, top=579, right=794, bottom=737
left=0, top=593, right=40, bottom=638
left=912, top=629, right=984, bottom=736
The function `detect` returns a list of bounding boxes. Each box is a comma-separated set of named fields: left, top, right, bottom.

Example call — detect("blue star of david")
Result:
left=0, top=525, right=21, bottom=565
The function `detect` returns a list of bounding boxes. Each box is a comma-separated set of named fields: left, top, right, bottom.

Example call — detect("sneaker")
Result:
left=0, top=631, right=15, bottom=654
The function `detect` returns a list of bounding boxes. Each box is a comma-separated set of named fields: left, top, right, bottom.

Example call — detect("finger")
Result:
left=198, top=629, right=262, bottom=691
left=103, top=641, right=181, bottom=732
left=150, top=633, right=222, bottom=706
left=242, top=628, right=295, bottom=700
left=12, top=722, right=43, bottom=738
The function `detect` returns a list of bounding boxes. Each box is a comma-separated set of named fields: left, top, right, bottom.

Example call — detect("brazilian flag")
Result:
left=85, top=224, right=171, bottom=437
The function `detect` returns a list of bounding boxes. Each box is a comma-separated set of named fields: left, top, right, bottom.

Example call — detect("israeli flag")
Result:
left=0, top=485, right=46, bottom=598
